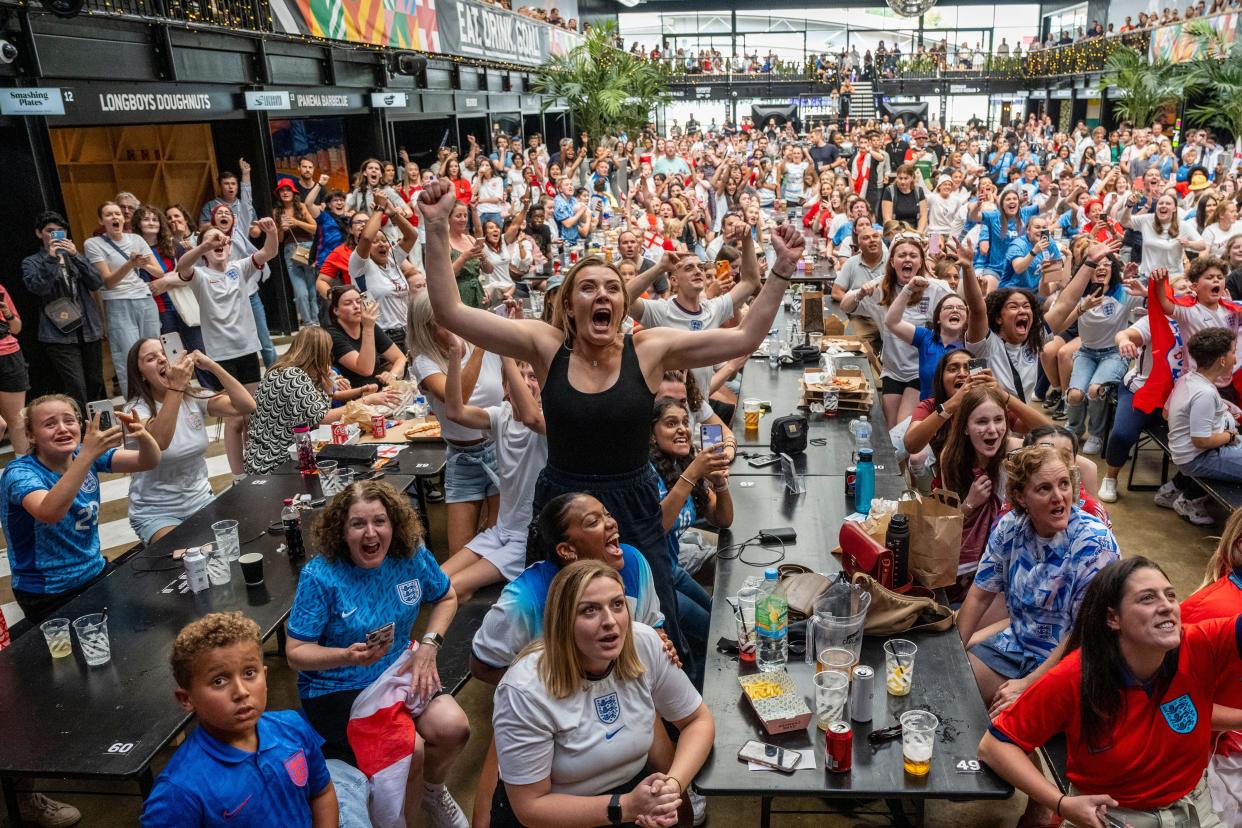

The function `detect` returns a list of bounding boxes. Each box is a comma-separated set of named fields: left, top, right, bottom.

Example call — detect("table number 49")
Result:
left=955, top=758, right=982, bottom=773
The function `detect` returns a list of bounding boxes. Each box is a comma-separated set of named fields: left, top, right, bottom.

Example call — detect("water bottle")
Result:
left=820, top=351, right=836, bottom=381
left=412, top=395, right=430, bottom=420
left=294, top=424, right=315, bottom=476
left=767, top=329, right=781, bottom=370
left=183, top=546, right=210, bottom=593
left=849, top=417, right=872, bottom=462
left=854, top=448, right=875, bottom=516
left=886, top=513, right=911, bottom=588
left=756, top=567, right=788, bottom=672
left=282, top=498, right=306, bottom=560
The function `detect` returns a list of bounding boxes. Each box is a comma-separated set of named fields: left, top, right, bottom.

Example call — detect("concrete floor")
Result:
left=15, top=447, right=1220, bottom=828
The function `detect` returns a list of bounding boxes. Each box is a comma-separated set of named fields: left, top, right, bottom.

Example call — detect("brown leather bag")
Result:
left=850, top=572, right=955, bottom=635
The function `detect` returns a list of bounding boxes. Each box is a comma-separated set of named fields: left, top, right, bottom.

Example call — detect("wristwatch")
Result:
left=421, top=632, right=444, bottom=649
left=935, top=403, right=950, bottom=420
left=608, top=793, right=623, bottom=825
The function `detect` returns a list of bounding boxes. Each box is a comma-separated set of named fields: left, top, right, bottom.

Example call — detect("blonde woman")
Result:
left=490, top=560, right=714, bottom=828
left=243, top=327, right=397, bottom=474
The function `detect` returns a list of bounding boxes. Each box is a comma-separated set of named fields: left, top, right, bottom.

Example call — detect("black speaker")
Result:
left=392, top=52, right=427, bottom=76
left=43, top=0, right=85, bottom=18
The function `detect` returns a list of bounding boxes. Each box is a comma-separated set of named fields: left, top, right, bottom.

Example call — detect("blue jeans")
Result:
left=1066, top=345, right=1127, bottom=439
left=672, top=564, right=710, bottom=689
left=1182, top=443, right=1242, bottom=483
left=104, top=297, right=160, bottom=397
left=283, top=242, right=318, bottom=326
left=249, top=291, right=277, bottom=368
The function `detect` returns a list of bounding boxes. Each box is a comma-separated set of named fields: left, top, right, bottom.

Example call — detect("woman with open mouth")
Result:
left=841, top=236, right=955, bottom=427
left=419, top=178, right=803, bottom=667
left=490, top=560, right=714, bottom=828
left=982, top=556, right=1241, bottom=828
left=1124, top=190, right=1205, bottom=279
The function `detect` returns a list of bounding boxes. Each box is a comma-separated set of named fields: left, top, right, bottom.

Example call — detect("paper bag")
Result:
left=897, top=489, right=962, bottom=589
left=822, top=314, right=846, bottom=336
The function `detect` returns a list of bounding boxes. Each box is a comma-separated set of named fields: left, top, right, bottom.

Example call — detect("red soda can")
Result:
left=826, top=720, right=852, bottom=772
left=331, top=422, right=349, bottom=445
left=370, top=414, right=386, bottom=438
left=570, top=250, right=579, bottom=264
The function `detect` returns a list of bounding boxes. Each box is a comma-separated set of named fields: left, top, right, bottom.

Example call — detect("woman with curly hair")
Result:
left=132, top=203, right=208, bottom=378
left=286, top=479, right=471, bottom=825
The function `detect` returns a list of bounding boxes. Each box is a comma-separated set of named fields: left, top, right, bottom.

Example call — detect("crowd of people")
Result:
left=3, top=102, right=1242, bottom=828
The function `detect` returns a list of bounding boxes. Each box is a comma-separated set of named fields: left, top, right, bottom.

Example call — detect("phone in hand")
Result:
left=87, top=399, right=133, bottom=448
left=737, top=739, right=800, bottom=772
left=51, top=230, right=67, bottom=241
left=701, top=423, right=724, bottom=453
left=160, top=332, right=187, bottom=364
left=968, top=357, right=988, bottom=376
left=365, top=622, right=396, bottom=650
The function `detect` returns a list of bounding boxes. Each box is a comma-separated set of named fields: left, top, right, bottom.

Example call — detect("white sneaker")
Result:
left=1082, top=436, right=1103, bottom=455
left=18, top=793, right=80, bottom=828
left=689, top=787, right=707, bottom=826
left=1098, top=477, right=1118, bottom=503
left=1153, top=480, right=1180, bottom=509
left=1174, top=494, right=1214, bottom=526
left=421, top=783, right=469, bottom=828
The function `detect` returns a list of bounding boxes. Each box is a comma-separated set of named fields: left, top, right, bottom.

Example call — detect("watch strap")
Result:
left=607, top=793, right=623, bottom=825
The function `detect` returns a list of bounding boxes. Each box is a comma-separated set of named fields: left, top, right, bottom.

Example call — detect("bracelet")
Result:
left=666, top=776, right=683, bottom=794
left=1055, top=794, right=1064, bottom=817
left=712, top=483, right=730, bottom=493
left=1083, top=258, right=1100, bottom=270
left=678, top=474, right=697, bottom=488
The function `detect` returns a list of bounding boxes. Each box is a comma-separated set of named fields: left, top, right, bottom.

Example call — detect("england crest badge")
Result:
left=1159, top=693, right=1197, bottom=734
left=594, top=692, right=620, bottom=725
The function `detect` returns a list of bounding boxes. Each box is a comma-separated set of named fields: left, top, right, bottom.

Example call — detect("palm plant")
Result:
left=533, top=21, right=671, bottom=149
left=1184, top=20, right=1242, bottom=168
left=1101, top=46, right=1186, bottom=128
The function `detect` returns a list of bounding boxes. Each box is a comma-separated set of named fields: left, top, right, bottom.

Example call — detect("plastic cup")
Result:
left=743, top=398, right=761, bottom=431
left=40, top=618, right=72, bottom=659
left=72, top=613, right=111, bottom=666
left=204, top=543, right=233, bottom=587
left=816, top=646, right=856, bottom=676
left=316, top=460, right=339, bottom=495
left=809, top=332, right=823, bottom=350
left=334, top=468, right=355, bottom=494
left=900, top=709, right=939, bottom=776
left=814, top=670, right=850, bottom=731
left=884, top=639, right=918, bottom=696
left=530, top=290, right=545, bottom=316
left=212, top=519, right=240, bottom=562
left=735, top=586, right=760, bottom=662
left=239, top=552, right=265, bottom=586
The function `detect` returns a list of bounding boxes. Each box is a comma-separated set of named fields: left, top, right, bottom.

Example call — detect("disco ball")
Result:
left=886, top=0, right=938, bottom=17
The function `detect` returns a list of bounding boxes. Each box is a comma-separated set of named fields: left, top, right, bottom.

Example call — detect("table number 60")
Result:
left=106, top=742, right=135, bottom=755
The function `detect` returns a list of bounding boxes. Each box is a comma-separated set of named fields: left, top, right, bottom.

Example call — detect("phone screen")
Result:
left=51, top=230, right=67, bottom=241
left=968, top=357, right=988, bottom=375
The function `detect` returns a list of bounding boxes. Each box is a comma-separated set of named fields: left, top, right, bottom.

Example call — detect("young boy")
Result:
left=1168, top=327, right=1242, bottom=485
left=141, top=612, right=337, bottom=827
left=1155, top=257, right=1242, bottom=367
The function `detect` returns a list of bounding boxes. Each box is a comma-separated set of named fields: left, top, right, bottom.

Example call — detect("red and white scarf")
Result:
left=853, top=151, right=872, bottom=198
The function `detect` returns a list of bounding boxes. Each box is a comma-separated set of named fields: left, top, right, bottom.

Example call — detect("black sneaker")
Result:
left=1051, top=398, right=1067, bottom=420
left=1043, top=389, right=1062, bottom=409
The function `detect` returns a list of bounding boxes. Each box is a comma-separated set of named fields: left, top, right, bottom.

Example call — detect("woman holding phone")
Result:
left=123, top=338, right=255, bottom=544
left=0, top=394, right=160, bottom=623
left=419, top=177, right=804, bottom=663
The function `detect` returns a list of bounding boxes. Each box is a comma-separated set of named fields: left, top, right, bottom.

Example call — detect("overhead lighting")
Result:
left=617, top=0, right=642, bottom=6
left=886, top=0, right=937, bottom=17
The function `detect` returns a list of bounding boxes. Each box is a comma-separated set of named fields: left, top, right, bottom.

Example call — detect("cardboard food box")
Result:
left=800, top=368, right=875, bottom=413
left=738, top=671, right=813, bottom=735
left=822, top=335, right=883, bottom=380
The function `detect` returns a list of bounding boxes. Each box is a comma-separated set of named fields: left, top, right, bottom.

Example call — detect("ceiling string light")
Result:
left=886, top=0, right=938, bottom=18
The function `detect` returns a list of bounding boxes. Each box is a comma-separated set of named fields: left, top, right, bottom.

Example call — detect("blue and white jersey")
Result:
left=471, top=544, right=664, bottom=670
left=1000, top=234, right=1064, bottom=292
left=287, top=547, right=451, bottom=698
left=974, top=506, right=1120, bottom=663
left=655, top=469, right=696, bottom=569
left=0, top=449, right=116, bottom=595
left=141, top=710, right=330, bottom=827
left=980, top=204, right=1040, bottom=275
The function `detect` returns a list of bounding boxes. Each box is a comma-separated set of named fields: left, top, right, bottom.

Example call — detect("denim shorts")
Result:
left=129, top=514, right=183, bottom=545
left=1068, top=345, right=1128, bottom=394
left=969, top=629, right=1043, bottom=680
left=443, top=441, right=500, bottom=504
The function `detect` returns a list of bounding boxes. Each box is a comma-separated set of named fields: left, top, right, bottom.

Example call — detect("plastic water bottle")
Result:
left=756, top=567, right=789, bottom=672
left=854, top=448, right=876, bottom=516
left=282, top=498, right=306, bottom=560
left=183, top=546, right=210, bottom=593
left=412, top=395, right=430, bottom=420
left=768, top=329, right=781, bottom=370
left=849, top=416, right=872, bottom=462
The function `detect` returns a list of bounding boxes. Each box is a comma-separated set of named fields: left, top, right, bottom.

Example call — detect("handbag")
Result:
left=166, top=285, right=201, bottom=327
left=769, top=414, right=808, bottom=456
left=780, top=571, right=833, bottom=619
left=291, top=243, right=312, bottom=267
left=896, top=489, right=964, bottom=589
left=44, top=296, right=83, bottom=334
left=850, top=572, right=955, bottom=636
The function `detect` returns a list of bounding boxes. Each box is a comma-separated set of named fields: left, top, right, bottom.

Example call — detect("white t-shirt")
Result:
left=1076, top=291, right=1143, bottom=350
left=84, top=233, right=154, bottom=301
left=126, top=396, right=214, bottom=522
left=493, top=623, right=701, bottom=795
left=1130, top=213, right=1201, bottom=277
left=926, top=191, right=969, bottom=236
left=474, top=177, right=505, bottom=214
left=639, top=294, right=735, bottom=393
left=348, top=247, right=409, bottom=331
left=1168, top=371, right=1232, bottom=466
left=506, top=169, right=528, bottom=206
left=486, top=402, right=547, bottom=533
left=186, top=257, right=262, bottom=361
left=1170, top=301, right=1242, bottom=371
left=411, top=348, right=504, bottom=443
left=1199, top=220, right=1242, bottom=258
left=967, top=330, right=1040, bottom=401
left=856, top=279, right=952, bottom=381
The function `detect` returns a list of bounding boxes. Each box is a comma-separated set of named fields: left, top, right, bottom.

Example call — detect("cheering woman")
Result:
left=419, top=178, right=803, bottom=659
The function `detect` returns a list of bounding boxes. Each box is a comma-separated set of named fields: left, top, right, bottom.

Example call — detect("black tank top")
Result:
left=542, top=335, right=655, bottom=475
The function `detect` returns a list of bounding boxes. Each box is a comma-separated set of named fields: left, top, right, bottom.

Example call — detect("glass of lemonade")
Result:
left=884, top=639, right=917, bottom=696
left=900, top=709, right=939, bottom=777
left=40, top=618, right=72, bottom=659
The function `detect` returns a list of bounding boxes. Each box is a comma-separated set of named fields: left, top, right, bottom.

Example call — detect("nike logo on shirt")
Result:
left=341, top=608, right=357, bottom=619
left=605, top=726, right=626, bottom=741
left=223, top=795, right=252, bottom=818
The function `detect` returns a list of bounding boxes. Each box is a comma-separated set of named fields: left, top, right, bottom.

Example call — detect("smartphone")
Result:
left=714, top=259, right=732, bottom=281
left=51, top=229, right=67, bottom=241
left=968, top=357, right=988, bottom=376
left=365, top=621, right=396, bottom=650
left=1041, top=230, right=1051, bottom=242
left=86, top=399, right=116, bottom=432
left=746, top=453, right=782, bottom=468
left=737, top=739, right=801, bottom=773
left=1088, top=282, right=1106, bottom=298
left=160, top=331, right=186, bottom=364
left=701, top=423, right=724, bottom=453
